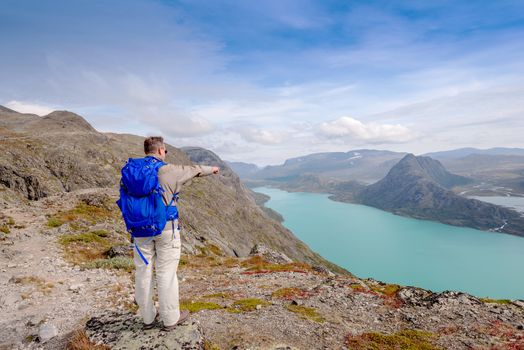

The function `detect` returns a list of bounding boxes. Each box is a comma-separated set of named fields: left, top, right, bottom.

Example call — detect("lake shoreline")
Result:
left=253, top=186, right=524, bottom=300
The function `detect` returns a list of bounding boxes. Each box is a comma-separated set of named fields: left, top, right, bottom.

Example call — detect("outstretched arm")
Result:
left=159, top=164, right=219, bottom=186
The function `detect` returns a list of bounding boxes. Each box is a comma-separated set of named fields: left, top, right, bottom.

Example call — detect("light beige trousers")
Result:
left=133, top=219, right=182, bottom=327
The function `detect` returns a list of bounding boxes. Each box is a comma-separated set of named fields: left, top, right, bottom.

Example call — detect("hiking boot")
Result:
left=162, top=310, right=189, bottom=331
left=143, top=315, right=159, bottom=330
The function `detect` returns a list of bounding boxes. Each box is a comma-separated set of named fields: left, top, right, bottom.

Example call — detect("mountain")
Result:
left=424, top=147, right=524, bottom=159
left=226, top=161, right=260, bottom=179
left=424, top=150, right=524, bottom=196
left=352, top=154, right=524, bottom=236
left=2, top=107, right=524, bottom=349
left=251, top=149, right=407, bottom=184
left=0, top=106, right=348, bottom=275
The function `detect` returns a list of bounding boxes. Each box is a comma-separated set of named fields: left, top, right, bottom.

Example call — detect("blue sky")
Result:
left=1, top=0, right=524, bottom=165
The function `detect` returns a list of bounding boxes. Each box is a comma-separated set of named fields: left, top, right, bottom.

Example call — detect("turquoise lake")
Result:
left=253, top=187, right=524, bottom=300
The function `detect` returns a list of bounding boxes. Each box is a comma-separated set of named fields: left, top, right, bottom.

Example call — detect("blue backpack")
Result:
left=116, top=156, right=179, bottom=265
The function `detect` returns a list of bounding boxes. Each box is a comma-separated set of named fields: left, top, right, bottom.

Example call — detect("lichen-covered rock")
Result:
left=249, top=243, right=293, bottom=264
left=85, top=312, right=204, bottom=349
left=107, top=244, right=132, bottom=258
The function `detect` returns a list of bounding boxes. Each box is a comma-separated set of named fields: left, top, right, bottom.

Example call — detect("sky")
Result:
left=1, top=0, right=524, bottom=165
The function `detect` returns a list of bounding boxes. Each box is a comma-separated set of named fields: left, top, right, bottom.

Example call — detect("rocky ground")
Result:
left=1, top=189, right=523, bottom=350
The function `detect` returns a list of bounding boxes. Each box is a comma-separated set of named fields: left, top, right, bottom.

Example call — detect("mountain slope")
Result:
left=354, top=154, right=524, bottom=236
left=251, top=149, right=407, bottom=184
left=226, top=161, right=260, bottom=179
left=0, top=106, right=349, bottom=275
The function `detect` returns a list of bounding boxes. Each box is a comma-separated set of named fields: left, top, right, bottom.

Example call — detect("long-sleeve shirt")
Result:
left=146, top=154, right=214, bottom=206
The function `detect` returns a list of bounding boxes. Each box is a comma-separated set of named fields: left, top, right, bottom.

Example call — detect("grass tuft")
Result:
left=286, top=304, right=324, bottom=323
left=226, top=298, right=270, bottom=313
left=345, top=329, right=442, bottom=350
left=180, top=300, right=223, bottom=313
left=46, top=202, right=116, bottom=229
left=240, top=256, right=312, bottom=274
left=84, top=257, right=134, bottom=272
left=66, top=329, right=110, bottom=350
left=271, top=287, right=313, bottom=300
left=59, top=230, right=118, bottom=266
left=479, top=298, right=512, bottom=305
left=202, top=292, right=230, bottom=299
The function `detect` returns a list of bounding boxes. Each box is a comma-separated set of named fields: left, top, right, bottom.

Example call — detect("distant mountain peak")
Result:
left=0, top=105, right=17, bottom=113
left=38, top=110, right=97, bottom=133
left=388, top=153, right=471, bottom=189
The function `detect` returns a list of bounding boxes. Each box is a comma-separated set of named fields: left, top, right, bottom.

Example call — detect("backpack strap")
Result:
left=167, top=192, right=179, bottom=239
left=132, top=233, right=154, bottom=265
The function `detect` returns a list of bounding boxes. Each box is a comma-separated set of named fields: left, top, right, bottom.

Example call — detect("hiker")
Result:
left=117, top=136, right=219, bottom=331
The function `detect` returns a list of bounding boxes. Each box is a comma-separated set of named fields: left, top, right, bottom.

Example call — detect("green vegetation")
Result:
left=180, top=300, right=223, bottom=313
left=240, top=255, right=312, bottom=274
left=368, top=283, right=401, bottom=297
left=46, top=201, right=115, bottom=228
left=203, top=292, right=230, bottom=299
left=345, top=329, right=442, bottom=350
left=0, top=216, right=16, bottom=233
left=197, top=243, right=223, bottom=257
left=271, top=287, right=312, bottom=300
left=479, top=297, right=512, bottom=305
left=59, top=230, right=110, bottom=245
left=226, top=298, right=270, bottom=313
left=84, top=257, right=134, bottom=272
left=285, top=304, right=324, bottom=323
left=203, top=340, right=222, bottom=350
left=46, top=217, right=63, bottom=228
left=58, top=230, right=117, bottom=266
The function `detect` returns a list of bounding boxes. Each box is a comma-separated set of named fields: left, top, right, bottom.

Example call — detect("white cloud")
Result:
left=140, top=109, right=214, bottom=138
left=5, top=100, right=55, bottom=116
left=318, top=116, right=415, bottom=143
left=237, top=127, right=285, bottom=145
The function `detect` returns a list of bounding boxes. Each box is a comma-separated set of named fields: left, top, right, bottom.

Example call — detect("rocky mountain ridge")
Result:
left=350, top=154, right=524, bottom=236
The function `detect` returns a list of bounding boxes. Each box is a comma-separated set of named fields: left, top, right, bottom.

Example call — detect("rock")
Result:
left=38, top=323, right=58, bottom=342
left=312, top=265, right=335, bottom=276
left=85, top=312, right=205, bottom=349
left=107, top=244, right=132, bottom=258
left=426, top=291, right=482, bottom=308
left=69, top=283, right=83, bottom=291
left=78, top=192, right=111, bottom=209
left=398, top=286, right=433, bottom=306
left=512, top=300, right=524, bottom=308
left=26, top=314, right=45, bottom=327
left=249, top=244, right=292, bottom=264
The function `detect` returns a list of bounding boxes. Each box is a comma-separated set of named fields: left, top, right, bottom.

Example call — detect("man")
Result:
left=134, top=136, right=219, bottom=330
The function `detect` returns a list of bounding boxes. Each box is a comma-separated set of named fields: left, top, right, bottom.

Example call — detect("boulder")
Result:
left=107, top=244, right=132, bottom=258
left=249, top=244, right=293, bottom=264
left=38, top=323, right=58, bottom=343
left=85, top=312, right=204, bottom=349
